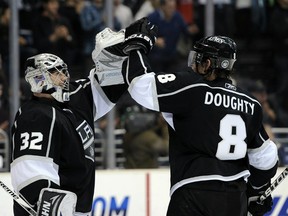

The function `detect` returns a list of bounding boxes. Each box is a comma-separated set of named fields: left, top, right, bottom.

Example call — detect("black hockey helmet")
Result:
left=188, top=36, right=237, bottom=71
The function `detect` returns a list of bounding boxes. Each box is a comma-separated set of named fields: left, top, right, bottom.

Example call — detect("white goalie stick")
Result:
left=0, top=180, right=37, bottom=216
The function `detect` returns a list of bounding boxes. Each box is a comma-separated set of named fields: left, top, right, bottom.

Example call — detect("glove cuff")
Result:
left=122, top=33, right=155, bottom=55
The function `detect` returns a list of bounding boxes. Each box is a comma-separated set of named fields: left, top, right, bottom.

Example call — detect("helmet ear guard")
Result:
left=213, top=56, right=236, bottom=71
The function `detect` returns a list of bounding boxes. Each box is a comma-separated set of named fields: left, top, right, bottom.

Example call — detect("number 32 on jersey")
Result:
left=20, top=132, right=43, bottom=150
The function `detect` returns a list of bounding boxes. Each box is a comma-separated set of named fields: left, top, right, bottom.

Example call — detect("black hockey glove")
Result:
left=247, top=182, right=273, bottom=216
left=122, top=17, right=158, bottom=54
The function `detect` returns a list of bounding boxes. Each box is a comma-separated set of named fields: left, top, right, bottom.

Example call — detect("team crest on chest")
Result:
left=76, top=120, right=95, bottom=161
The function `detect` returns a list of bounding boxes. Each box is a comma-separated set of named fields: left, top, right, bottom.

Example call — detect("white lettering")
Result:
left=204, top=92, right=255, bottom=115
left=231, top=97, right=237, bottom=110
left=223, top=95, right=230, bottom=108
left=214, top=93, right=222, bottom=106
left=204, top=92, right=213, bottom=105
left=237, top=98, right=244, bottom=112
left=41, top=201, right=51, bottom=216
left=249, top=103, right=255, bottom=115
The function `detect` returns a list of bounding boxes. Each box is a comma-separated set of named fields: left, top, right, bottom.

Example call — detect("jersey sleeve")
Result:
left=125, top=50, right=197, bottom=113
left=89, top=74, right=127, bottom=120
left=72, top=77, right=127, bottom=121
left=123, top=49, right=153, bottom=85
left=10, top=106, right=60, bottom=206
left=247, top=124, right=279, bottom=187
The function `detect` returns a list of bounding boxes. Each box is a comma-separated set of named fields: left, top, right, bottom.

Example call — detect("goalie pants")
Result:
left=166, top=179, right=247, bottom=216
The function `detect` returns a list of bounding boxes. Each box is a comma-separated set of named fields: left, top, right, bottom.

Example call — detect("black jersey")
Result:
left=11, top=77, right=126, bottom=215
left=125, top=51, right=278, bottom=196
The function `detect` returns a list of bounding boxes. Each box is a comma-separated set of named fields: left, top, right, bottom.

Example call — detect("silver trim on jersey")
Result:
left=46, top=107, right=56, bottom=157
left=137, top=50, right=149, bottom=74
left=12, top=108, right=21, bottom=161
left=69, top=80, right=91, bottom=97
left=259, top=131, right=266, bottom=142
left=170, top=170, right=250, bottom=196
left=12, top=133, right=16, bottom=161
left=125, top=57, right=130, bottom=85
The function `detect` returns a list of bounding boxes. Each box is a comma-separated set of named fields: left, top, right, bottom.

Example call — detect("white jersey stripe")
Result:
left=11, top=155, right=60, bottom=193
left=46, top=107, right=56, bottom=157
left=170, top=170, right=250, bottom=196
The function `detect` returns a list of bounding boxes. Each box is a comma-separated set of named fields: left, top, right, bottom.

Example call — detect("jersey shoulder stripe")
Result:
left=158, top=82, right=261, bottom=106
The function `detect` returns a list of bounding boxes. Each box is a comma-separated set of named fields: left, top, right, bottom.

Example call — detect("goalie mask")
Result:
left=25, top=53, right=70, bottom=102
left=188, top=36, right=237, bottom=72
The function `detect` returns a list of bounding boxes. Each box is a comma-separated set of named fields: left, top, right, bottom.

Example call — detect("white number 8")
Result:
left=216, top=114, right=247, bottom=160
left=157, top=74, right=176, bottom=83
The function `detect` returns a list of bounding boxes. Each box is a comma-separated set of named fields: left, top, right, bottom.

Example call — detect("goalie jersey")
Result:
left=124, top=50, right=278, bottom=196
left=10, top=77, right=126, bottom=215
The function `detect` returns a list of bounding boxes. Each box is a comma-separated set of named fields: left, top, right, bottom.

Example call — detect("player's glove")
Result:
left=247, top=182, right=273, bottom=216
left=122, top=17, right=158, bottom=54
left=91, top=28, right=127, bottom=86
left=37, top=188, right=77, bottom=216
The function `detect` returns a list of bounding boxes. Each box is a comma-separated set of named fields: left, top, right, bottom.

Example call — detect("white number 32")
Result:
left=216, top=114, right=247, bottom=160
left=20, top=132, right=43, bottom=150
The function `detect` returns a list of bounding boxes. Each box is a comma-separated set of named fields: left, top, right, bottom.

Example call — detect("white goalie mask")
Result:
left=25, top=53, right=70, bottom=102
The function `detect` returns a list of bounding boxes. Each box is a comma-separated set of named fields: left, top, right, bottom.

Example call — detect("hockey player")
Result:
left=10, top=18, right=157, bottom=216
left=119, top=28, right=279, bottom=215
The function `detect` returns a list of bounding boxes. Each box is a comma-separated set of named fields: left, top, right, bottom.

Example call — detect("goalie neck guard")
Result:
left=25, top=53, right=70, bottom=103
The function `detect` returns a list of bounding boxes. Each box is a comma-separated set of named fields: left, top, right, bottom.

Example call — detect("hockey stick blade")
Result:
left=0, top=180, right=37, bottom=216
left=258, top=167, right=288, bottom=203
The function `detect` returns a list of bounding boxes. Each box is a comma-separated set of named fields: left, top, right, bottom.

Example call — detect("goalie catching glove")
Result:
left=247, top=182, right=273, bottom=216
left=91, top=28, right=127, bottom=86
left=122, top=17, right=158, bottom=54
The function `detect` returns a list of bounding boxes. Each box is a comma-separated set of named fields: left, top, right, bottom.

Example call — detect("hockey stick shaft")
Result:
left=258, top=167, right=288, bottom=203
left=0, top=180, right=37, bottom=216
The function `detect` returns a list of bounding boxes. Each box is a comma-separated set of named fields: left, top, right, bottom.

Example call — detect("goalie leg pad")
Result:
left=37, top=188, right=77, bottom=216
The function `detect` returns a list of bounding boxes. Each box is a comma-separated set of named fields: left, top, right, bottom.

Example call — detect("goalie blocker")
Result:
left=37, top=188, right=77, bottom=216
